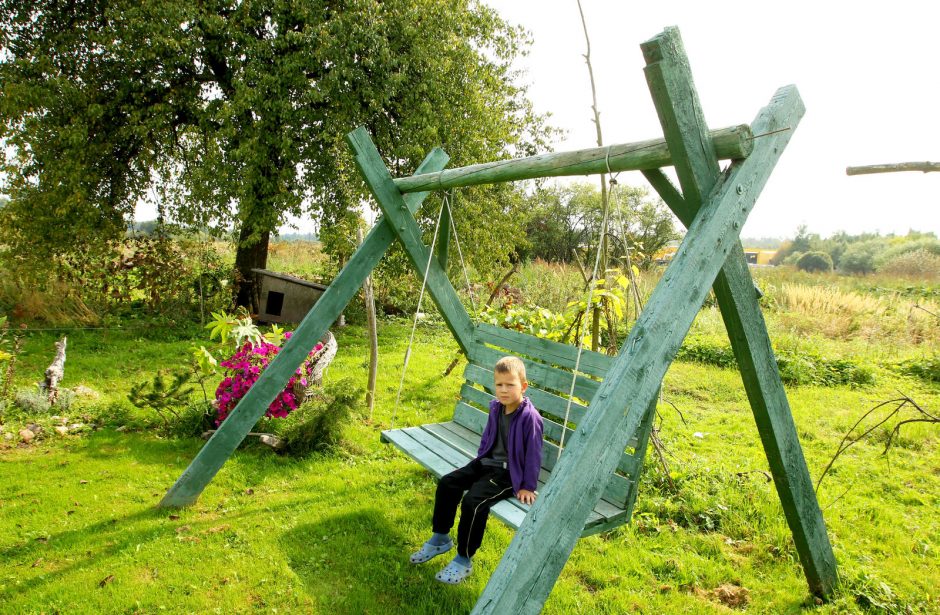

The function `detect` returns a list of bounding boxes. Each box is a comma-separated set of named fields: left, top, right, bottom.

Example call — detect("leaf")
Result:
left=205, top=311, right=235, bottom=343
left=98, top=574, right=115, bottom=588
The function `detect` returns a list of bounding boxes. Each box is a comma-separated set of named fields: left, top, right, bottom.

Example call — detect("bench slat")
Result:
left=474, top=322, right=613, bottom=378
left=469, top=345, right=600, bottom=400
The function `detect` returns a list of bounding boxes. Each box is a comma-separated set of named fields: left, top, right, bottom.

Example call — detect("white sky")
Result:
left=480, top=0, right=940, bottom=239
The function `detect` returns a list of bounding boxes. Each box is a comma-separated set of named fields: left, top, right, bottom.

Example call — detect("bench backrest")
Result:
left=456, top=323, right=645, bottom=508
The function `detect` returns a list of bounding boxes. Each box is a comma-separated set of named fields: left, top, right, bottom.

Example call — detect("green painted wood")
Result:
left=469, top=345, right=600, bottom=401
left=642, top=27, right=721, bottom=207
left=474, top=322, right=613, bottom=377
left=641, top=169, right=690, bottom=222
left=436, top=199, right=450, bottom=271
left=159, top=149, right=450, bottom=509
left=472, top=85, right=805, bottom=615
left=346, top=128, right=475, bottom=354
left=393, top=125, right=753, bottom=193
left=642, top=26, right=836, bottom=597
left=621, top=396, right=657, bottom=522
left=384, top=428, right=456, bottom=477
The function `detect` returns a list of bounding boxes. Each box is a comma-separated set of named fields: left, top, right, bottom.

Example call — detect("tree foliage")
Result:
left=522, top=182, right=680, bottom=269
left=0, top=0, right=549, bottom=306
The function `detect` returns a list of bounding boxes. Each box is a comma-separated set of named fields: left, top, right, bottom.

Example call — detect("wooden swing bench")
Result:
left=381, top=322, right=654, bottom=537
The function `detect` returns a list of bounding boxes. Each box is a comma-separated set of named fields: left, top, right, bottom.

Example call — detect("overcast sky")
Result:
left=480, top=0, right=940, bottom=239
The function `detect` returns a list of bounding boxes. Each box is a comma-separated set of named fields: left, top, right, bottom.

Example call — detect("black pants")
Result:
left=432, top=459, right=513, bottom=558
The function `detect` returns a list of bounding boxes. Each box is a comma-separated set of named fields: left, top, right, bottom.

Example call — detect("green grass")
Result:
left=1, top=316, right=938, bottom=612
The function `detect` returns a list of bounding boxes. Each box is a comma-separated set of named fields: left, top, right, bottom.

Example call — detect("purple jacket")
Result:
left=476, top=397, right=543, bottom=493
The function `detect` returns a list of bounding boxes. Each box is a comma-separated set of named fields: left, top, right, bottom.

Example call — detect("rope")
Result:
left=556, top=147, right=615, bottom=462
left=390, top=195, right=448, bottom=430
left=445, top=190, right=477, bottom=315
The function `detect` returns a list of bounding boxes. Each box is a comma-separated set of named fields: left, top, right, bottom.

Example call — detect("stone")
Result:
left=19, top=429, right=35, bottom=443
left=55, top=426, right=69, bottom=436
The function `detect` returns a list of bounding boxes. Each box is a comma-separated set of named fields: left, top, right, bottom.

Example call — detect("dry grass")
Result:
left=0, top=275, right=99, bottom=326
left=772, top=283, right=939, bottom=345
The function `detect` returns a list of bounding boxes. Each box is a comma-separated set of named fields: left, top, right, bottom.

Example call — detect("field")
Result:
left=0, top=248, right=938, bottom=614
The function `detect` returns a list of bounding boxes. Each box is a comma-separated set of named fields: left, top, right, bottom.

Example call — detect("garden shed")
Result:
left=251, top=268, right=329, bottom=324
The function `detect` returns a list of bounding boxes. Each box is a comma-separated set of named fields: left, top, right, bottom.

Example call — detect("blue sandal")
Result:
left=410, top=539, right=453, bottom=564
left=435, top=558, right=473, bottom=584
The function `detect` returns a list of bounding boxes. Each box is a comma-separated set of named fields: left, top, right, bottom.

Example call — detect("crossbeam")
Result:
left=393, top=125, right=752, bottom=193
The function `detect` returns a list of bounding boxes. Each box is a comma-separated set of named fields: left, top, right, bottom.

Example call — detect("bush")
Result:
left=676, top=336, right=874, bottom=387
left=796, top=251, right=833, bottom=273
left=14, top=387, right=74, bottom=415
left=896, top=355, right=940, bottom=383
left=781, top=251, right=804, bottom=266
left=878, top=249, right=940, bottom=280
left=839, top=241, right=882, bottom=274
left=270, top=378, right=363, bottom=457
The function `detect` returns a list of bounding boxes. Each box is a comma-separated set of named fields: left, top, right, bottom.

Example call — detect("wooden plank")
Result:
left=846, top=161, right=940, bottom=175
left=159, top=148, right=450, bottom=509
left=641, top=169, right=691, bottom=223
left=393, top=125, right=753, bottom=193
left=346, top=128, right=475, bottom=355
left=474, top=323, right=613, bottom=378
left=472, top=84, right=807, bottom=615
left=382, top=428, right=459, bottom=479
left=642, top=27, right=836, bottom=598
left=469, top=345, right=600, bottom=401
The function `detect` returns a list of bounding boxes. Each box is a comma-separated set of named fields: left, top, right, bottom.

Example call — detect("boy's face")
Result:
left=494, top=370, right=527, bottom=411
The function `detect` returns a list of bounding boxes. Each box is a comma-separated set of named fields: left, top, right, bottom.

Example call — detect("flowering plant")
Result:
left=214, top=331, right=324, bottom=424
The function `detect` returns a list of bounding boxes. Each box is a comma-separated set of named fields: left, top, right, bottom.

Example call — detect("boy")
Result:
left=410, top=356, right=544, bottom=584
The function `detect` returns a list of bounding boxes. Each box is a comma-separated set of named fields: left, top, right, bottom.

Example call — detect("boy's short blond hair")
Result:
left=494, top=356, right=527, bottom=384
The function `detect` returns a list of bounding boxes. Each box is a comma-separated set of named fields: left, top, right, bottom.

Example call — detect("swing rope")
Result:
left=389, top=193, right=449, bottom=430
left=445, top=190, right=478, bottom=315
left=556, top=146, right=616, bottom=461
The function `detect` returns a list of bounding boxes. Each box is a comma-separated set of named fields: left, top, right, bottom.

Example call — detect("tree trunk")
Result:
left=233, top=222, right=270, bottom=312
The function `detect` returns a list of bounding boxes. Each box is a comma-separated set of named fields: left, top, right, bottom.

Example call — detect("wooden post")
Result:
left=393, top=125, right=752, bottom=193
left=158, top=149, right=449, bottom=508
left=642, top=28, right=836, bottom=596
left=358, top=226, right=379, bottom=419
left=473, top=85, right=805, bottom=614
left=346, top=128, right=476, bottom=354
left=846, top=161, right=940, bottom=175
left=642, top=27, right=836, bottom=597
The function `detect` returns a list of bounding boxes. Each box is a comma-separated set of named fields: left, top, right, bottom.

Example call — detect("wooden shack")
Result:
left=251, top=269, right=329, bottom=324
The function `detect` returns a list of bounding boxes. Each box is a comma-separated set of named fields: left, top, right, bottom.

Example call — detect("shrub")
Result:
left=14, top=387, right=74, bottom=415
left=795, top=251, right=833, bottom=273
left=896, top=355, right=940, bottom=383
left=270, top=378, right=363, bottom=456
left=878, top=248, right=940, bottom=280
left=839, top=241, right=882, bottom=274
left=676, top=335, right=874, bottom=387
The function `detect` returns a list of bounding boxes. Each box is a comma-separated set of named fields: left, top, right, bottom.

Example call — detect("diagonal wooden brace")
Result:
left=473, top=85, right=805, bottom=615
left=346, top=128, right=475, bottom=355
left=158, top=149, right=450, bottom=508
left=642, top=27, right=836, bottom=597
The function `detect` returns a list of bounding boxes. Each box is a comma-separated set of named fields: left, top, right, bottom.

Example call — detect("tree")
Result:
left=0, top=0, right=548, bottom=308
left=796, top=251, right=833, bottom=273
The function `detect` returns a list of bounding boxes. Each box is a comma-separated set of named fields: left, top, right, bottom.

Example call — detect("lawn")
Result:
left=1, top=313, right=937, bottom=613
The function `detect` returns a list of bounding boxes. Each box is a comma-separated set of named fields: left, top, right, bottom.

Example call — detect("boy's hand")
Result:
left=516, top=489, right=536, bottom=505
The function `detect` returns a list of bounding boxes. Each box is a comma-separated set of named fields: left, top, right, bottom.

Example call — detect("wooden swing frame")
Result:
left=159, top=27, right=838, bottom=611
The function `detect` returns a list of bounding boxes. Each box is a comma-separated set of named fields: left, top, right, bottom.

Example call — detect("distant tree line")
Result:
left=773, top=225, right=940, bottom=277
